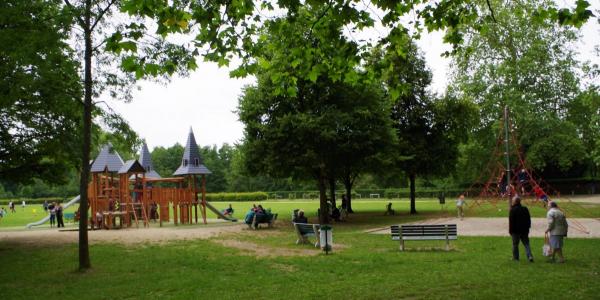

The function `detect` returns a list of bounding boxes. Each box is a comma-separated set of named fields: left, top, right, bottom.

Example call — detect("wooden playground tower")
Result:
left=88, top=129, right=212, bottom=229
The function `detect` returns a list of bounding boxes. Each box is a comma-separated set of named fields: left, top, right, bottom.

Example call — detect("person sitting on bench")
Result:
left=293, top=210, right=308, bottom=224
left=385, top=202, right=395, bottom=215
left=244, top=208, right=255, bottom=225
left=331, top=206, right=341, bottom=221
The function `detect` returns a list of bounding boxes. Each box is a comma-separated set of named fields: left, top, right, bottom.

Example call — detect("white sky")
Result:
left=105, top=7, right=599, bottom=151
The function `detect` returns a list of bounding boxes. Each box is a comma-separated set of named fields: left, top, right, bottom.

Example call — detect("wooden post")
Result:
left=193, top=175, right=198, bottom=224
left=202, top=175, right=207, bottom=224
left=173, top=202, right=178, bottom=226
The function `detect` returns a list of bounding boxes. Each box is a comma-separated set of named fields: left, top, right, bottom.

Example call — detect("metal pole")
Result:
left=504, top=106, right=512, bottom=213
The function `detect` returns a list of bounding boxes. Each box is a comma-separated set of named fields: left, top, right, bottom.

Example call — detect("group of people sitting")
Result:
left=244, top=204, right=276, bottom=228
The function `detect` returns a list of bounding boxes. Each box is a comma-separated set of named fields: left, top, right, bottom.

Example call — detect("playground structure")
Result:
left=86, top=128, right=233, bottom=230
left=464, top=107, right=591, bottom=233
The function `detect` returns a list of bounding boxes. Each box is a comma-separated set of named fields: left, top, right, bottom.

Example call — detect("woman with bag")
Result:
left=545, top=201, right=568, bottom=263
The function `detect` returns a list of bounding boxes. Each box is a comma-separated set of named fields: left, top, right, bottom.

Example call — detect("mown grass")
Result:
left=1, top=198, right=599, bottom=299
left=2, top=198, right=599, bottom=229
left=1, top=229, right=599, bottom=299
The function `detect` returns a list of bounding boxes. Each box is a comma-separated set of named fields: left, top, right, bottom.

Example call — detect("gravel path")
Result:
left=369, top=217, right=600, bottom=238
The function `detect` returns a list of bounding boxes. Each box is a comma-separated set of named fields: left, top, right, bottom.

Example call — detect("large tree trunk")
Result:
left=318, top=171, right=329, bottom=224
left=329, top=177, right=336, bottom=208
left=78, top=0, right=92, bottom=271
left=409, top=173, right=417, bottom=214
left=343, top=176, right=354, bottom=213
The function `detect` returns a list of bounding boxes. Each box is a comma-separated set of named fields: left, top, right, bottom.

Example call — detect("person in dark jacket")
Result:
left=293, top=210, right=308, bottom=224
left=56, top=203, right=65, bottom=228
left=509, top=196, right=533, bottom=262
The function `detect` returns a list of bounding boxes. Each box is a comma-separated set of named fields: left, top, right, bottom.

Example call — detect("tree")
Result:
left=60, top=0, right=204, bottom=270
left=450, top=0, right=588, bottom=182
left=239, top=5, right=401, bottom=223
left=0, top=0, right=82, bottom=185
left=368, top=34, right=477, bottom=214
left=152, top=144, right=184, bottom=177
left=200, top=144, right=233, bottom=192
left=566, top=87, right=600, bottom=178
left=328, top=84, right=398, bottom=213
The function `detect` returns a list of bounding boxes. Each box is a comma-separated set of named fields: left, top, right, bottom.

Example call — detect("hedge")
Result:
left=205, top=192, right=268, bottom=202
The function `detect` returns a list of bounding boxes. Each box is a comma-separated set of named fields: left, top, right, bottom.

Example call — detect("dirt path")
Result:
left=0, top=222, right=247, bottom=246
left=369, top=217, right=600, bottom=238
left=561, top=195, right=600, bottom=203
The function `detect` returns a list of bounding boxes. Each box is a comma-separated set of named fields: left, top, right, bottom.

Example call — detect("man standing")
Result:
left=56, top=203, right=64, bottom=228
left=509, top=196, right=533, bottom=262
left=546, top=201, right=568, bottom=263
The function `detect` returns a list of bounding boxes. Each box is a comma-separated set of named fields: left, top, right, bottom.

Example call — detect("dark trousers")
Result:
left=511, top=233, right=533, bottom=260
left=57, top=215, right=64, bottom=228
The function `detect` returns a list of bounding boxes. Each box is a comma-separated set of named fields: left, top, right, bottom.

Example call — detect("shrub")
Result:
left=205, top=192, right=268, bottom=202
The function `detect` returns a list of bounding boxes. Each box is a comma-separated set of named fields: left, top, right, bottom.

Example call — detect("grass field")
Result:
left=1, top=228, right=599, bottom=299
left=2, top=198, right=599, bottom=229
left=1, top=198, right=599, bottom=299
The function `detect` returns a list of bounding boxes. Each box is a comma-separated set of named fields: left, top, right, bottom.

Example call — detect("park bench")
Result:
left=248, top=212, right=278, bottom=229
left=391, top=224, right=457, bottom=251
left=293, top=222, right=321, bottom=247
left=63, top=213, right=75, bottom=223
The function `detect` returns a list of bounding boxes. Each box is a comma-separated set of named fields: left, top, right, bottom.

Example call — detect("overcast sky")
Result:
left=105, top=8, right=599, bottom=151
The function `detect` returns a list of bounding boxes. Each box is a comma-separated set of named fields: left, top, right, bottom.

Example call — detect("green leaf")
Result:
left=308, top=66, right=319, bottom=83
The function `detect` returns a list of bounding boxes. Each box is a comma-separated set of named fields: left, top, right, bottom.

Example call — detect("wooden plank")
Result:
left=402, top=236, right=458, bottom=240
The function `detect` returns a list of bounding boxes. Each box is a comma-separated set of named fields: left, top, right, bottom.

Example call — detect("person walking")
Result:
left=546, top=201, right=568, bottom=263
left=509, top=196, right=534, bottom=262
left=456, top=194, right=465, bottom=220
left=9, top=201, right=15, bottom=213
left=56, top=203, right=65, bottom=228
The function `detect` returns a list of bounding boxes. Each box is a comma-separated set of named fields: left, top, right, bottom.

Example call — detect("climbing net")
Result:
left=462, top=113, right=592, bottom=234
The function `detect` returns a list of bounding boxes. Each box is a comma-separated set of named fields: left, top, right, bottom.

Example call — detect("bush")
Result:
left=205, top=192, right=268, bottom=202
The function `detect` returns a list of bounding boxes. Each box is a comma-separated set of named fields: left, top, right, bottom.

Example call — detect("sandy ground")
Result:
left=0, top=220, right=332, bottom=257
left=0, top=220, right=246, bottom=247
left=368, top=217, right=600, bottom=238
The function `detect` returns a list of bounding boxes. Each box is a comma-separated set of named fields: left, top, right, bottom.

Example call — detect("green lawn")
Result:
left=2, top=198, right=599, bottom=229
left=1, top=227, right=599, bottom=299
left=1, top=199, right=599, bottom=299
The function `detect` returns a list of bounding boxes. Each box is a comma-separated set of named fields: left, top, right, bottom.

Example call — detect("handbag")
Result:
left=542, top=233, right=552, bottom=257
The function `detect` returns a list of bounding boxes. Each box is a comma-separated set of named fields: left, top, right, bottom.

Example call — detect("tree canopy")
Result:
left=0, top=0, right=82, bottom=185
left=449, top=0, right=591, bottom=184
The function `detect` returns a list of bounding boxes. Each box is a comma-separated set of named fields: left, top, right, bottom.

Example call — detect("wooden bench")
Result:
left=391, top=224, right=457, bottom=251
left=293, top=223, right=320, bottom=247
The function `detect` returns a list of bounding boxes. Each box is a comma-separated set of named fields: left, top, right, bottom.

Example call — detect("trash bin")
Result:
left=320, top=225, right=333, bottom=254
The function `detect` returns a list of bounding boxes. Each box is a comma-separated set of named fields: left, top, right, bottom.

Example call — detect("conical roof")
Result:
left=139, top=142, right=161, bottom=178
left=90, top=143, right=125, bottom=173
left=173, top=128, right=211, bottom=175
